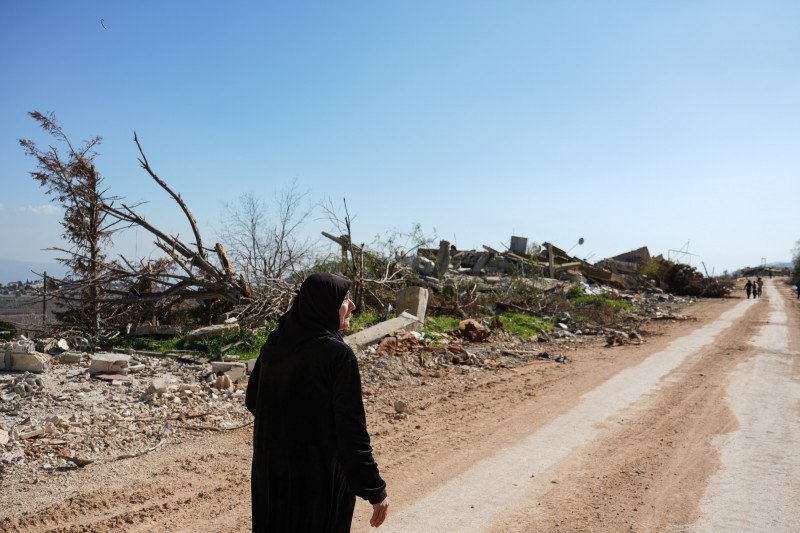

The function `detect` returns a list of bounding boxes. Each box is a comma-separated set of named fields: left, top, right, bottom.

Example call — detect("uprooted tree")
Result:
left=20, top=111, right=297, bottom=334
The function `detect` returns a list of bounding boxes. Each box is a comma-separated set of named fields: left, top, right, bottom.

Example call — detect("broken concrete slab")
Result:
left=395, top=287, right=429, bottom=323
left=89, top=353, right=130, bottom=375
left=185, top=323, right=240, bottom=342
left=59, top=352, right=84, bottom=363
left=247, top=358, right=257, bottom=373
left=6, top=340, right=35, bottom=354
left=0, top=351, right=51, bottom=373
left=343, top=311, right=420, bottom=352
left=211, top=361, right=247, bottom=382
left=133, top=325, right=189, bottom=336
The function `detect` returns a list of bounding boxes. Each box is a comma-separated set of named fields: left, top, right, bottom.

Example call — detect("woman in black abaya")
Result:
left=246, top=273, right=388, bottom=532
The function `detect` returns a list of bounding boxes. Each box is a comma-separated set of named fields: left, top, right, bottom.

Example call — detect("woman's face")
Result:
left=339, top=292, right=356, bottom=330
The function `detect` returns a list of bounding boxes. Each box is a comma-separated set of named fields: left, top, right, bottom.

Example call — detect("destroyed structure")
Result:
left=2, top=234, right=722, bottom=480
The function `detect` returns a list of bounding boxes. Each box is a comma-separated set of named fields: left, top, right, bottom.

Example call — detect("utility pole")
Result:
left=42, top=272, right=47, bottom=336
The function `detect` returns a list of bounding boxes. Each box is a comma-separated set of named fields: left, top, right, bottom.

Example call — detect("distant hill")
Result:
left=766, top=261, right=793, bottom=269
left=0, top=258, right=66, bottom=285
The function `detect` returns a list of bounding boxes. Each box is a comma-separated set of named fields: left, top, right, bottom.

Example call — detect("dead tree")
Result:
left=19, top=111, right=122, bottom=331
left=20, top=113, right=297, bottom=333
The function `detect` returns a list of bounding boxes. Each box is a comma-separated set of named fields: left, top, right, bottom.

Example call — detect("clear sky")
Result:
left=2, top=1, right=799, bottom=283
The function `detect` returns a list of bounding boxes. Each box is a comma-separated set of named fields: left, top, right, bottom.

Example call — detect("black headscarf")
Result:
left=267, top=273, right=352, bottom=348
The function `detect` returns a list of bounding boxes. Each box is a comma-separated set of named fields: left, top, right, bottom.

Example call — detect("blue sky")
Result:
left=2, top=1, right=799, bottom=283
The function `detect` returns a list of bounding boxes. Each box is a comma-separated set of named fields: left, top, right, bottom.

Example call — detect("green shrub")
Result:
left=566, top=286, right=585, bottom=299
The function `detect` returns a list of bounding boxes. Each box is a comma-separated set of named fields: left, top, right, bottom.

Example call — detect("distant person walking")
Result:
left=757, top=277, right=764, bottom=297
left=745, top=280, right=753, bottom=299
left=795, top=281, right=800, bottom=299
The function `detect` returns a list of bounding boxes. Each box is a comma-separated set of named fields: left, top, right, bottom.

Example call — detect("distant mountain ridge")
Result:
left=766, top=261, right=793, bottom=268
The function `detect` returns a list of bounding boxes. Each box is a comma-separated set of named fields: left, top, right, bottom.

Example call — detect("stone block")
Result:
left=89, top=353, right=130, bottom=375
left=59, top=352, right=84, bottom=363
left=0, top=351, right=51, bottom=373
left=247, top=358, right=257, bottom=374
left=343, top=312, right=420, bottom=352
left=395, top=287, right=429, bottom=322
left=185, top=323, right=240, bottom=342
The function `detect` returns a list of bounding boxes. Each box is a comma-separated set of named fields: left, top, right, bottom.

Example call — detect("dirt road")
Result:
left=2, top=280, right=799, bottom=532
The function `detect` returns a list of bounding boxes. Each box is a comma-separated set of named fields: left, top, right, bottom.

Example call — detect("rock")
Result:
left=0, top=449, right=24, bottom=464
left=18, top=426, right=44, bottom=440
left=214, top=375, right=232, bottom=390
left=211, top=362, right=247, bottom=383
left=44, top=338, right=70, bottom=353
left=146, top=376, right=173, bottom=395
left=247, top=358, right=257, bottom=373
left=411, top=256, right=435, bottom=276
left=0, top=429, right=9, bottom=445
left=89, top=353, right=130, bottom=375
left=393, top=400, right=407, bottom=414
left=0, top=351, right=51, bottom=373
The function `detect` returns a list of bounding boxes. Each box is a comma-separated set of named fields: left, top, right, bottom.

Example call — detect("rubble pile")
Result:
left=0, top=341, right=252, bottom=479
left=0, top=258, right=700, bottom=482
left=657, top=261, right=733, bottom=297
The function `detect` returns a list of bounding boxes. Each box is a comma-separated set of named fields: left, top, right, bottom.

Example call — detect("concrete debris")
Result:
left=1, top=348, right=51, bottom=373
left=451, top=319, right=492, bottom=342
left=89, top=353, right=131, bottom=375
left=43, top=338, right=70, bottom=354
left=344, top=311, right=420, bottom=352
left=0, top=346, right=254, bottom=475
left=395, top=287, right=430, bottom=322
left=211, top=361, right=247, bottom=383
left=146, top=376, right=173, bottom=395
left=185, top=323, right=240, bottom=342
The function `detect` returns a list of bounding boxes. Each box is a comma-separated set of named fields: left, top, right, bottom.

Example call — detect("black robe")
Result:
left=246, top=274, right=386, bottom=532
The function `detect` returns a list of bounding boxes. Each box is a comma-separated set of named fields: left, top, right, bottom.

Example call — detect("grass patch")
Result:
left=495, top=312, right=552, bottom=339
left=119, top=324, right=274, bottom=360
left=349, top=310, right=385, bottom=334
left=568, top=295, right=633, bottom=312
left=425, top=315, right=463, bottom=333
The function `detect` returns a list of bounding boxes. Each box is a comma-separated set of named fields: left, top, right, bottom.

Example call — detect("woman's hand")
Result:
left=370, top=497, right=389, bottom=528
